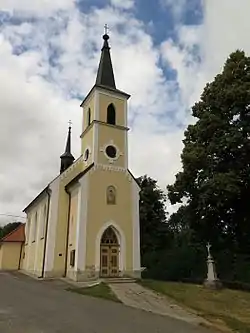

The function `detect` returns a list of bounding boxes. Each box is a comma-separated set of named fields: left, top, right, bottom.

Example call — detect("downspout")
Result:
left=64, top=188, right=71, bottom=277
left=40, top=187, right=51, bottom=278
left=18, top=241, right=23, bottom=270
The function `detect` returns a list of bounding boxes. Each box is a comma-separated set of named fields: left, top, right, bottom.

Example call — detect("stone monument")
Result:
left=203, top=242, right=222, bottom=289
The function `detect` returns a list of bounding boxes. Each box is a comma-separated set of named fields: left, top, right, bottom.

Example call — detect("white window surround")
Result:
left=100, top=140, right=123, bottom=164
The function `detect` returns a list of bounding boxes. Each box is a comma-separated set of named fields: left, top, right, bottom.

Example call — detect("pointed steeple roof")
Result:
left=80, top=31, right=131, bottom=108
left=95, top=33, right=116, bottom=89
left=60, top=123, right=75, bottom=173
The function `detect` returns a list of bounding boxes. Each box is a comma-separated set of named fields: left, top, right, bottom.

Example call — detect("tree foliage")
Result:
left=0, top=222, right=21, bottom=240
left=167, top=50, right=250, bottom=252
left=137, top=175, right=168, bottom=264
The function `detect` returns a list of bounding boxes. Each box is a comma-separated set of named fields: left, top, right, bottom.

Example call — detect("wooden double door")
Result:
left=100, top=227, right=119, bottom=277
left=100, top=245, right=119, bottom=277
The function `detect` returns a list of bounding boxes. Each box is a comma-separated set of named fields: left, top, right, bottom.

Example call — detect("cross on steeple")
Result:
left=68, top=120, right=72, bottom=128
left=104, top=24, right=109, bottom=35
left=95, top=25, right=116, bottom=89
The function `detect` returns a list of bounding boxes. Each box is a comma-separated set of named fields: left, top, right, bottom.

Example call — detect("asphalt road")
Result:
left=0, top=271, right=216, bottom=333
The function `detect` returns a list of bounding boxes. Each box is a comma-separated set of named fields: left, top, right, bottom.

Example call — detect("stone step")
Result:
left=102, top=277, right=136, bottom=284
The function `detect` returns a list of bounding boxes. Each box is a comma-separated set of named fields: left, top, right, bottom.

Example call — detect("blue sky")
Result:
left=0, top=0, right=249, bottom=223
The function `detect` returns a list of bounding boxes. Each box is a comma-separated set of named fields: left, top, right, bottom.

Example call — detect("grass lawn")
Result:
left=67, top=282, right=121, bottom=303
left=140, top=280, right=250, bottom=333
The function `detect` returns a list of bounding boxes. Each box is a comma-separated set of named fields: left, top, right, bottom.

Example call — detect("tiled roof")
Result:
left=0, top=223, right=25, bottom=243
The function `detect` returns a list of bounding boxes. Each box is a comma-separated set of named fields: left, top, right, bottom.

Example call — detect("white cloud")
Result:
left=161, top=0, right=188, bottom=19
left=110, top=0, right=134, bottom=10
left=162, top=0, right=250, bottom=112
left=161, top=24, right=202, bottom=113
left=0, top=4, right=183, bottom=224
left=1, top=0, right=250, bottom=225
left=0, top=0, right=74, bottom=16
left=159, top=0, right=250, bottom=212
left=202, top=0, right=250, bottom=78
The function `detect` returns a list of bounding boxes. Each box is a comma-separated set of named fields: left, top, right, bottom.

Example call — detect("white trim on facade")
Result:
left=44, top=178, right=60, bottom=273
left=93, top=91, right=99, bottom=163
left=95, top=164, right=126, bottom=172
left=100, top=140, right=122, bottom=164
left=132, top=180, right=141, bottom=270
left=94, top=90, right=100, bottom=120
left=33, top=211, right=39, bottom=272
left=74, top=174, right=89, bottom=272
left=124, top=97, right=127, bottom=127
left=95, top=221, right=126, bottom=272
left=81, top=89, right=95, bottom=110
left=124, top=100, right=128, bottom=168
left=124, top=133, right=128, bottom=169
left=96, top=87, right=128, bottom=102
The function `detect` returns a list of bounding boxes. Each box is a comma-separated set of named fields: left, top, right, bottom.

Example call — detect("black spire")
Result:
left=95, top=31, right=116, bottom=89
left=60, top=122, right=75, bottom=174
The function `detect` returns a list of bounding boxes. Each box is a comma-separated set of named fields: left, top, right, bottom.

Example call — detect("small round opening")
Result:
left=84, top=149, right=89, bottom=161
left=105, top=145, right=117, bottom=158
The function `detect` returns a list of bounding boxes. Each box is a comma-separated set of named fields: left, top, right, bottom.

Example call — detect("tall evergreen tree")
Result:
left=167, top=50, right=250, bottom=252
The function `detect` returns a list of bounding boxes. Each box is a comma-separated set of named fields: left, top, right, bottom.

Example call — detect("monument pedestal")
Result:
left=204, top=244, right=223, bottom=290
left=203, top=279, right=222, bottom=289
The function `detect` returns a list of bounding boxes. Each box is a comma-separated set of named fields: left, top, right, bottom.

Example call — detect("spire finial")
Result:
left=96, top=27, right=116, bottom=89
left=103, top=24, right=110, bottom=42
left=60, top=120, right=75, bottom=173
left=104, top=24, right=109, bottom=35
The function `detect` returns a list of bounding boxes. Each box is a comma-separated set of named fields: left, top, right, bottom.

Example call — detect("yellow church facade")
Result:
left=22, top=33, right=141, bottom=281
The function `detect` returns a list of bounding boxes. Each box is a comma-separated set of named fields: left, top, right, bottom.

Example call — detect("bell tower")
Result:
left=70, top=29, right=141, bottom=281
left=80, top=32, right=130, bottom=170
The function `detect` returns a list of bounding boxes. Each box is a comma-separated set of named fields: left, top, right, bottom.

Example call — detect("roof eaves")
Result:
left=23, top=186, right=49, bottom=213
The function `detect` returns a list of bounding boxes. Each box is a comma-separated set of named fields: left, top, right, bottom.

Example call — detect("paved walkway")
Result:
left=0, top=272, right=216, bottom=333
left=109, top=282, right=208, bottom=326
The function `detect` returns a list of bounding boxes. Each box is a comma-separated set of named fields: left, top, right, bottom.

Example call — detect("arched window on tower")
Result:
left=106, top=185, right=116, bottom=205
left=107, top=103, right=116, bottom=125
left=87, top=108, right=91, bottom=126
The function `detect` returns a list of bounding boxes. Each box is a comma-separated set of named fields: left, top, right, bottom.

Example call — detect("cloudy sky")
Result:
left=0, top=0, right=249, bottom=225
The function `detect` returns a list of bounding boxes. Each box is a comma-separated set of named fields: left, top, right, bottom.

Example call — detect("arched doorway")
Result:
left=100, top=227, right=119, bottom=277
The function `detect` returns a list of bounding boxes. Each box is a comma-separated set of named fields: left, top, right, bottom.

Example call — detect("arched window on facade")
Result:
left=101, top=227, right=118, bottom=245
left=26, top=218, right=31, bottom=244
left=32, top=212, right=38, bottom=242
left=107, top=104, right=116, bottom=125
left=41, top=204, right=46, bottom=238
left=87, top=108, right=91, bottom=126
left=106, top=185, right=116, bottom=205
